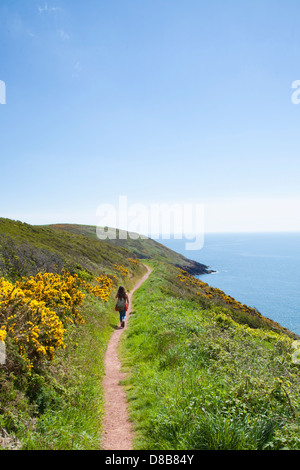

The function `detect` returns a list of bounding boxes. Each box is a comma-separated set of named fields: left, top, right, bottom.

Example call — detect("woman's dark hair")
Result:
left=116, top=286, right=126, bottom=299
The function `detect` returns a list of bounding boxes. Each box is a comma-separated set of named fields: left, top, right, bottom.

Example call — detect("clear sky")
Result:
left=0, top=0, right=300, bottom=233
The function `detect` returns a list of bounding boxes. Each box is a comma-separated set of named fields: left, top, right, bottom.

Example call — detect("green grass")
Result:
left=121, top=262, right=300, bottom=450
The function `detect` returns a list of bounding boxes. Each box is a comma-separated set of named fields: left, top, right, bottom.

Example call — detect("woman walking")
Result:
left=115, top=286, right=129, bottom=328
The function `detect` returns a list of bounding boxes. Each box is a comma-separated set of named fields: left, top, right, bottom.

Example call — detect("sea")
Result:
left=155, top=233, right=300, bottom=335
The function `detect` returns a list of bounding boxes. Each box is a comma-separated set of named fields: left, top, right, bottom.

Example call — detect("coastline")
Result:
left=158, top=233, right=300, bottom=337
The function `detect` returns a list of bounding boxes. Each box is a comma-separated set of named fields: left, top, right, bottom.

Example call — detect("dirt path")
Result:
left=101, top=265, right=152, bottom=450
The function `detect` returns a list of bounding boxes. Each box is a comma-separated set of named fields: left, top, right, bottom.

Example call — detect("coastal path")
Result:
left=101, top=265, right=152, bottom=450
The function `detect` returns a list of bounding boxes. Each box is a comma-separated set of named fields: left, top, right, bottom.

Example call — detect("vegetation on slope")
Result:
left=0, top=218, right=146, bottom=449
left=121, top=261, right=300, bottom=450
left=0, top=218, right=145, bottom=281
left=48, top=223, right=211, bottom=275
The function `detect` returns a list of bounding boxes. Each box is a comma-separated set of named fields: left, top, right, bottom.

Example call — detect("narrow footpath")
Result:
left=101, top=265, right=152, bottom=450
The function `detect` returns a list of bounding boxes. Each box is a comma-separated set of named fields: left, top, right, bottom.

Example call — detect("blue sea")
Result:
left=156, top=233, right=300, bottom=335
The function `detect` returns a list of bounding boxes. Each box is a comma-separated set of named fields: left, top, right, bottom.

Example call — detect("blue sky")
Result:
left=0, top=0, right=300, bottom=232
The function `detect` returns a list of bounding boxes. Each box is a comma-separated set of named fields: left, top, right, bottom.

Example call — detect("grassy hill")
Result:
left=0, top=218, right=143, bottom=281
left=0, top=219, right=211, bottom=280
left=0, top=217, right=299, bottom=450
left=47, top=223, right=212, bottom=275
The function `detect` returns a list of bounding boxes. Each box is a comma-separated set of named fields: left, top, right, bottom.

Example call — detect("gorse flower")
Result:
left=0, top=270, right=117, bottom=370
left=114, top=264, right=129, bottom=277
left=177, top=269, right=262, bottom=316
left=0, top=328, right=6, bottom=343
left=128, top=258, right=140, bottom=266
left=81, top=274, right=117, bottom=302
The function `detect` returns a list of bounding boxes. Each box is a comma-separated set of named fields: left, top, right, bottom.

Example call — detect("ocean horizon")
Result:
left=155, top=232, right=300, bottom=335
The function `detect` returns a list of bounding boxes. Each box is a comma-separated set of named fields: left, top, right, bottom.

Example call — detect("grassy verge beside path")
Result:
left=121, top=262, right=300, bottom=450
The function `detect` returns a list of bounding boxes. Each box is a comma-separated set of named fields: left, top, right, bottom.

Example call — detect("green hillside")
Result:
left=0, top=219, right=211, bottom=279
left=0, top=218, right=145, bottom=281
left=47, top=223, right=212, bottom=275
left=121, top=261, right=300, bottom=450
left=0, top=217, right=299, bottom=450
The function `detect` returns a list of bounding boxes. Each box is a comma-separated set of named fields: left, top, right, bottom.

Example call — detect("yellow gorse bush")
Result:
left=0, top=270, right=117, bottom=370
left=177, top=269, right=254, bottom=308
left=177, top=269, right=262, bottom=314
left=128, top=258, right=140, bottom=266
left=80, top=274, right=118, bottom=302
left=177, top=269, right=262, bottom=308
left=16, top=272, right=86, bottom=323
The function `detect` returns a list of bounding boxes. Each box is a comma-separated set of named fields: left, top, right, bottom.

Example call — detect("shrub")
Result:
left=0, top=271, right=117, bottom=371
